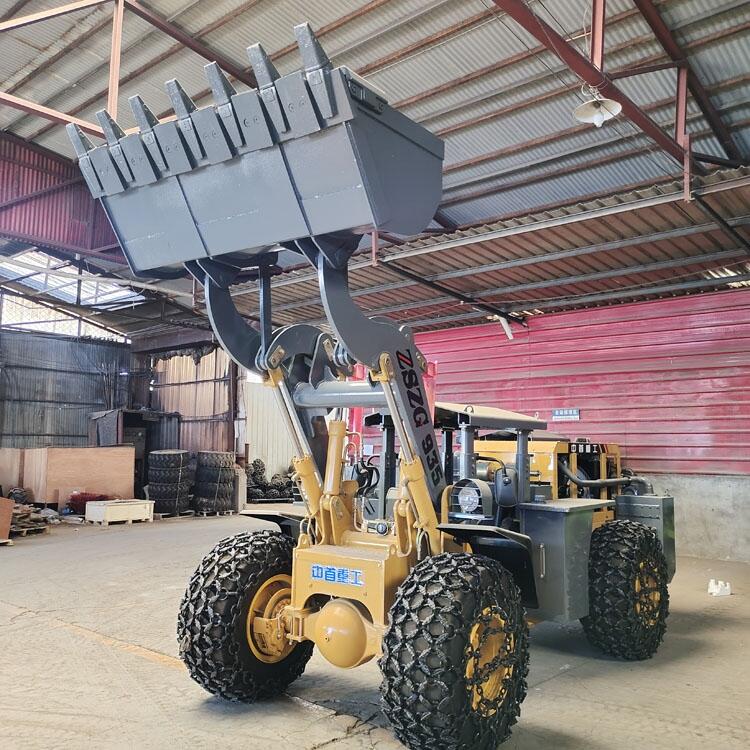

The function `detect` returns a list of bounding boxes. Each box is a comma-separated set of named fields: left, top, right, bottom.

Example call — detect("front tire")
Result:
left=177, top=530, right=312, bottom=701
left=582, top=520, right=669, bottom=660
left=380, top=553, right=529, bottom=750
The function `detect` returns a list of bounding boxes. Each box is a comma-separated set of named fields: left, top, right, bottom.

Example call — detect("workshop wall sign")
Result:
left=552, top=408, right=580, bottom=421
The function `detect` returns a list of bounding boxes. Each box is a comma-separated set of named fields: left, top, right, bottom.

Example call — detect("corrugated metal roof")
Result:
left=221, top=167, right=750, bottom=331
left=1, top=0, right=747, bottom=196
left=1, top=0, right=750, bottom=336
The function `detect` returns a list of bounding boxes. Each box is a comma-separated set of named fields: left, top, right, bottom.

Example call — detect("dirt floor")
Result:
left=1, top=515, right=748, bottom=749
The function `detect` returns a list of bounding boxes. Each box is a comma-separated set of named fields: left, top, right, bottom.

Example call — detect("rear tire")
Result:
left=380, top=553, right=528, bottom=750
left=582, top=520, right=669, bottom=660
left=177, top=530, right=313, bottom=701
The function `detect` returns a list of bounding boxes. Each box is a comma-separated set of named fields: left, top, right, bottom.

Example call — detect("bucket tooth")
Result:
left=128, top=95, right=168, bottom=172
left=95, top=108, right=133, bottom=182
left=129, top=95, right=159, bottom=132
left=165, top=79, right=203, bottom=161
left=66, top=123, right=94, bottom=158
left=247, top=42, right=287, bottom=135
left=247, top=43, right=279, bottom=89
left=96, top=109, right=126, bottom=145
left=204, top=61, right=244, bottom=150
left=293, top=22, right=336, bottom=120
left=294, top=22, right=331, bottom=72
left=166, top=78, right=196, bottom=119
left=66, top=124, right=105, bottom=197
left=205, top=61, right=236, bottom=105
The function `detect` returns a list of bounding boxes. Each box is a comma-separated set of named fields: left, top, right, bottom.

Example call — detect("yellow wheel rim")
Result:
left=634, top=561, right=661, bottom=626
left=245, top=574, right=293, bottom=664
left=466, top=607, right=514, bottom=717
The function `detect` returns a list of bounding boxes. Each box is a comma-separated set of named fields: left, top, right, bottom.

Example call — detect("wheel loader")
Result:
left=69, top=24, right=674, bottom=750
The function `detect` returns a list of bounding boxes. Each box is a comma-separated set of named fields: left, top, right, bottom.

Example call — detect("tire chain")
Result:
left=177, top=530, right=313, bottom=701
left=380, top=553, right=529, bottom=750
left=582, top=519, right=670, bottom=660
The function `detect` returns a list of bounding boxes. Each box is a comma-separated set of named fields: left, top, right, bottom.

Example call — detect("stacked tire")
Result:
left=148, top=450, right=193, bottom=515
left=193, top=451, right=235, bottom=514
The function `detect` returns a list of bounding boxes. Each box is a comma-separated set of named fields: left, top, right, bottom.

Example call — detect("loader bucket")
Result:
left=67, top=23, right=444, bottom=276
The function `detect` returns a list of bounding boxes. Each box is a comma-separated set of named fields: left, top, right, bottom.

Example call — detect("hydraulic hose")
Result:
left=557, top=460, right=653, bottom=494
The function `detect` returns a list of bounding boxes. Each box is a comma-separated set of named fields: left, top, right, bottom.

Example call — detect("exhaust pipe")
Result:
left=557, top=460, right=653, bottom=494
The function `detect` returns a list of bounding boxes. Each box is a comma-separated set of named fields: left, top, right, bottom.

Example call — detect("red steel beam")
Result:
left=0, top=1, right=35, bottom=22
left=0, top=91, right=103, bottom=137
left=632, top=0, right=741, bottom=161
left=493, top=0, right=689, bottom=168
left=107, top=0, right=125, bottom=114
left=438, top=113, right=748, bottom=210
left=122, top=0, right=256, bottom=88
left=590, top=0, right=606, bottom=70
left=683, top=133, right=692, bottom=201
left=0, top=230, right=123, bottom=263
left=0, top=0, right=109, bottom=32
left=675, top=65, right=688, bottom=147
left=0, top=178, right=84, bottom=211
left=609, top=60, right=679, bottom=80
left=27, top=0, right=388, bottom=140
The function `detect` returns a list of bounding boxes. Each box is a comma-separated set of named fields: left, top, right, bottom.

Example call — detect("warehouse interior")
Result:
left=1, top=1, right=749, bottom=749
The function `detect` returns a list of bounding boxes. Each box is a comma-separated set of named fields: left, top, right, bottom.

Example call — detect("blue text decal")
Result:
left=311, top=564, right=364, bottom=587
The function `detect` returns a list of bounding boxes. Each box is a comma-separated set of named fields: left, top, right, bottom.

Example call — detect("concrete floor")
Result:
left=1, top=517, right=748, bottom=750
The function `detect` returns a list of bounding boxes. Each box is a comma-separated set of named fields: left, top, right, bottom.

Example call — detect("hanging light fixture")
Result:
left=574, top=84, right=622, bottom=128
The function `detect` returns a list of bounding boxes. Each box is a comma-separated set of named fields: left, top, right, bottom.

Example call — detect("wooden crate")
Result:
left=85, top=499, right=154, bottom=526
left=0, top=448, right=24, bottom=494
left=23, top=447, right=135, bottom=506
left=0, top=497, right=13, bottom=541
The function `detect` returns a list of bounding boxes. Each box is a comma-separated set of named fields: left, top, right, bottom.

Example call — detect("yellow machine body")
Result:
left=478, top=437, right=621, bottom=501
left=255, top=364, right=464, bottom=669
left=250, top=364, right=635, bottom=669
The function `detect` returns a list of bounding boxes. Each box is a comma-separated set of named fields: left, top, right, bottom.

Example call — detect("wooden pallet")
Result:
left=84, top=517, right=153, bottom=527
left=154, top=510, right=195, bottom=520
left=10, top=524, right=49, bottom=537
left=195, top=510, right=236, bottom=517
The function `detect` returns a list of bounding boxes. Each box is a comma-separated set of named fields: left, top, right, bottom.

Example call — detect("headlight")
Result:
left=450, top=479, right=493, bottom=518
left=457, top=484, right=481, bottom=513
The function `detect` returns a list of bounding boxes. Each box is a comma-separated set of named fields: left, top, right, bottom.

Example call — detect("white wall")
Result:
left=643, top=474, right=750, bottom=563
left=239, top=378, right=295, bottom=476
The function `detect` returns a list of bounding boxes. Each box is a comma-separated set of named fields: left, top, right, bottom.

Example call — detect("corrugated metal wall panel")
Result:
left=151, top=348, right=231, bottom=452
left=0, top=330, right=131, bottom=447
left=0, top=134, right=116, bottom=251
left=240, top=379, right=295, bottom=476
left=415, top=289, right=750, bottom=476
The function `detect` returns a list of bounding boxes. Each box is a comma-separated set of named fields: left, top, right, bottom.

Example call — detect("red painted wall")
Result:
left=415, top=289, right=750, bottom=476
left=0, top=133, right=116, bottom=254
